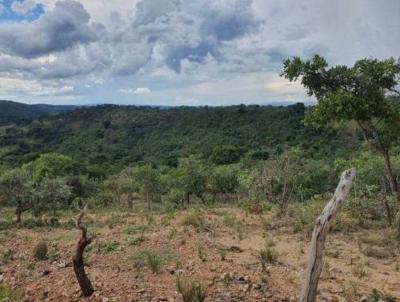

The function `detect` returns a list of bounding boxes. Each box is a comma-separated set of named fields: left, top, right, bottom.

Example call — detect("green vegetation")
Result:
left=130, top=249, right=173, bottom=273
left=0, top=100, right=77, bottom=126
left=0, top=104, right=346, bottom=173
left=33, top=241, right=48, bottom=261
left=0, top=284, right=21, bottom=301
left=0, top=57, right=399, bottom=262
left=176, top=276, right=206, bottom=302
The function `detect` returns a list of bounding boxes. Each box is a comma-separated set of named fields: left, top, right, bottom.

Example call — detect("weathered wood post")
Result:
left=300, top=168, right=356, bottom=302
left=72, top=206, right=94, bottom=297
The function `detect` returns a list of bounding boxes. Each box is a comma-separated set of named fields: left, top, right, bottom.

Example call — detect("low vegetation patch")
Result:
left=176, top=276, right=206, bottom=302
left=130, top=249, right=174, bottom=273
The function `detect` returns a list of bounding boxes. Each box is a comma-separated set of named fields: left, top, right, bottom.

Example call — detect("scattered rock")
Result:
left=359, top=295, right=368, bottom=302
left=229, top=246, right=243, bottom=253
left=42, top=270, right=51, bottom=276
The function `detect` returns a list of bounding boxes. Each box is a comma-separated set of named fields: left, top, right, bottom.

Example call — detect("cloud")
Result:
left=120, top=87, right=151, bottom=95
left=11, top=0, right=38, bottom=14
left=0, top=0, right=399, bottom=105
left=0, top=0, right=100, bottom=58
left=0, top=76, right=74, bottom=96
left=0, top=3, right=5, bottom=14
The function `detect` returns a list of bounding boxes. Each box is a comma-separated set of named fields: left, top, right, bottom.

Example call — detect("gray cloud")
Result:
left=0, top=0, right=399, bottom=104
left=0, top=0, right=100, bottom=58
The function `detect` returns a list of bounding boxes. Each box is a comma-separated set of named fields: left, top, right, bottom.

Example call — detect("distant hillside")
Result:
left=0, top=100, right=78, bottom=125
left=0, top=103, right=359, bottom=174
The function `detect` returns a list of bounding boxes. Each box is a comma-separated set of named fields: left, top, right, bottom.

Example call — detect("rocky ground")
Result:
left=0, top=207, right=399, bottom=301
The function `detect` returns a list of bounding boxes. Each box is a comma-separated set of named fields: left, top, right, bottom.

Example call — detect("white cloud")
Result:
left=0, top=76, right=74, bottom=96
left=11, top=0, right=38, bottom=15
left=120, top=87, right=151, bottom=95
left=0, top=0, right=399, bottom=105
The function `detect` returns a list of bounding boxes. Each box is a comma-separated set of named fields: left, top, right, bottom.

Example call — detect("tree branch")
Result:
left=300, top=168, right=356, bottom=302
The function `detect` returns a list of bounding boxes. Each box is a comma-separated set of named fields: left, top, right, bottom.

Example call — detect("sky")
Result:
left=0, top=0, right=399, bottom=106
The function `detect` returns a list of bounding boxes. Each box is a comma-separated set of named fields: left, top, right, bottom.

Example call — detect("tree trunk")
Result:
left=16, top=208, right=22, bottom=223
left=300, top=168, right=356, bottom=302
left=127, top=193, right=133, bottom=210
left=146, top=191, right=150, bottom=210
left=72, top=209, right=94, bottom=297
left=382, top=150, right=400, bottom=202
left=382, top=179, right=393, bottom=226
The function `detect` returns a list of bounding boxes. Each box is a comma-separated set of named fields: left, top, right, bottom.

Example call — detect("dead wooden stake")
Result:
left=72, top=207, right=94, bottom=297
left=300, top=168, right=356, bottom=302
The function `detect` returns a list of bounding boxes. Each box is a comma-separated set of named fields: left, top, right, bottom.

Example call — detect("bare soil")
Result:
left=0, top=207, right=399, bottom=301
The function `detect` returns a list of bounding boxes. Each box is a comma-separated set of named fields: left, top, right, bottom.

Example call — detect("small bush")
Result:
left=352, top=263, right=368, bottom=278
left=258, top=247, right=278, bottom=271
left=33, top=241, right=48, bottom=261
left=130, top=249, right=173, bottom=273
left=95, top=240, right=120, bottom=254
left=0, top=285, right=20, bottom=301
left=369, top=289, right=396, bottom=302
left=182, top=210, right=206, bottom=232
left=0, top=249, right=13, bottom=264
left=126, top=236, right=144, bottom=246
left=362, top=246, right=393, bottom=259
left=222, top=214, right=237, bottom=227
left=197, top=246, right=207, bottom=262
left=177, top=276, right=206, bottom=302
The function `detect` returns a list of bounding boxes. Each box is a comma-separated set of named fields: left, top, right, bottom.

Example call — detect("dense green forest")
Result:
left=0, top=103, right=351, bottom=174
left=0, top=56, right=399, bottom=231
left=0, top=100, right=78, bottom=126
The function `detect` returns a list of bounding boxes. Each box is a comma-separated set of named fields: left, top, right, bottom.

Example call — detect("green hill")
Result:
left=0, top=103, right=358, bottom=174
left=0, top=100, right=78, bottom=126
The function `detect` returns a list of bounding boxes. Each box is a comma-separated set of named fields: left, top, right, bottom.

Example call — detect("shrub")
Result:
left=0, top=249, right=13, bottom=264
left=362, top=246, right=393, bottom=259
left=177, top=276, right=206, bottom=302
left=258, top=247, right=278, bottom=271
left=181, top=210, right=206, bottom=232
left=197, top=246, right=207, bottom=262
left=130, top=249, right=172, bottom=273
left=0, top=285, right=20, bottom=301
left=126, top=237, right=144, bottom=246
left=95, top=240, right=120, bottom=254
left=33, top=241, right=48, bottom=261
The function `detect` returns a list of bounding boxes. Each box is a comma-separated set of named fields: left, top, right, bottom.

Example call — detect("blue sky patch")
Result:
left=0, top=0, right=44, bottom=23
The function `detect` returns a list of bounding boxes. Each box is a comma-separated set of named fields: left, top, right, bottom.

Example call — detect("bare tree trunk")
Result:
left=382, top=179, right=393, bottom=226
left=15, top=201, right=32, bottom=224
left=72, top=207, right=94, bottom=297
left=300, top=168, right=356, bottom=302
left=16, top=209, right=22, bottom=223
left=127, top=193, right=133, bottom=210
left=382, top=150, right=400, bottom=202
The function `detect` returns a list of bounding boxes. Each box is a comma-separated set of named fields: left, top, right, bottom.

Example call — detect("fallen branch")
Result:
left=72, top=206, right=94, bottom=297
left=300, top=168, right=356, bottom=302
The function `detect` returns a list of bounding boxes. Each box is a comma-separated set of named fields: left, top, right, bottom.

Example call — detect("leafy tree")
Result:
left=115, top=167, right=138, bottom=209
left=67, top=177, right=98, bottom=208
left=170, top=156, right=208, bottom=207
left=23, top=153, right=80, bottom=181
left=210, top=145, right=242, bottom=165
left=282, top=55, right=400, bottom=202
left=32, top=178, right=71, bottom=216
left=249, top=149, right=302, bottom=215
left=133, top=165, right=161, bottom=209
left=0, top=168, right=33, bottom=223
left=208, top=165, right=239, bottom=201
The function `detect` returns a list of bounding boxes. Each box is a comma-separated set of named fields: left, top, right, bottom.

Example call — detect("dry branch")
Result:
left=72, top=206, right=94, bottom=297
left=300, top=168, right=356, bottom=302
